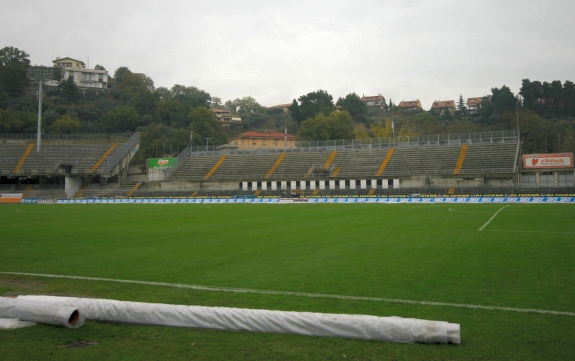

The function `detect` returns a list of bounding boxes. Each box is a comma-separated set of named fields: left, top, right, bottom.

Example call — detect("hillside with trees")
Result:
left=1, top=46, right=574, bottom=162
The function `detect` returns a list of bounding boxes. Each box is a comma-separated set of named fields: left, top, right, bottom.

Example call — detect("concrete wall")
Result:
left=64, top=176, right=82, bottom=198
left=149, top=173, right=516, bottom=192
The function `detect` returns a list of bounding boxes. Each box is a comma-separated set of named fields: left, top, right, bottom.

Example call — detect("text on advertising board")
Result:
left=523, top=153, right=573, bottom=169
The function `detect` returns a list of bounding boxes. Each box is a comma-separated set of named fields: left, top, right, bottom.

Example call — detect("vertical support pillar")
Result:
left=36, top=81, right=42, bottom=151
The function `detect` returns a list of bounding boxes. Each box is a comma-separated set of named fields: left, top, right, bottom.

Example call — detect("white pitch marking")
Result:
left=478, top=205, right=510, bottom=231
left=1, top=271, right=574, bottom=317
left=484, top=230, right=575, bottom=234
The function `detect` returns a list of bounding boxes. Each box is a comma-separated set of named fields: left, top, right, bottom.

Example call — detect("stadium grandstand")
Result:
left=2, top=130, right=573, bottom=199
left=0, top=133, right=140, bottom=199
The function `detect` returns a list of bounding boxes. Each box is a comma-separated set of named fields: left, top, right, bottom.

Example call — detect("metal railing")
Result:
left=164, top=146, right=192, bottom=178
left=102, top=132, right=140, bottom=174
left=180, top=130, right=518, bottom=158
left=296, top=130, right=518, bottom=149
left=0, top=133, right=133, bottom=141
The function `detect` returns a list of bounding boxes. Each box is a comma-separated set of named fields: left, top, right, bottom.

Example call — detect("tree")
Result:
left=171, top=84, right=211, bottom=108
left=140, top=122, right=170, bottom=159
left=114, top=66, right=130, bottom=85
left=156, top=98, right=190, bottom=127
left=563, top=81, right=575, bottom=118
left=225, top=100, right=237, bottom=112
left=518, top=110, right=551, bottom=153
left=370, top=119, right=393, bottom=138
left=0, top=46, right=31, bottom=97
left=133, top=90, right=159, bottom=117
left=520, top=79, right=542, bottom=112
left=117, top=70, right=155, bottom=96
left=0, top=108, right=36, bottom=133
left=353, top=124, right=371, bottom=140
left=477, top=95, right=494, bottom=123
left=94, top=64, right=106, bottom=70
left=155, top=87, right=171, bottom=99
left=49, top=114, right=81, bottom=134
left=188, top=107, right=228, bottom=145
left=401, top=112, right=443, bottom=135
left=491, top=86, right=516, bottom=115
left=339, top=92, right=368, bottom=122
left=233, top=96, right=264, bottom=114
left=211, top=97, right=222, bottom=107
left=58, top=78, right=80, bottom=101
left=447, top=119, right=482, bottom=134
left=288, top=99, right=304, bottom=125
left=295, top=89, right=335, bottom=121
left=456, top=94, right=467, bottom=116
left=100, top=105, right=140, bottom=132
left=298, top=111, right=353, bottom=141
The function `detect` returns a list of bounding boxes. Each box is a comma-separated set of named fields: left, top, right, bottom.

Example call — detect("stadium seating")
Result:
left=272, top=152, right=333, bottom=178
left=170, top=155, right=228, bottom=180
left=209, top=153, right=278, bottom=180
left=167, top=142, right=518, bottom=182
left=2, top=132, right=528, bottom=199
left=0, top=145, right=30, bottom=177
left=460, top=143, right=517, bottom=174
left=15, top=143, right=119, bottom=175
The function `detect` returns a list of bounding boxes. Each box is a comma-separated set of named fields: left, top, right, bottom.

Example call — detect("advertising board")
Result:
left=148, top=158, right=177, bottom=169
left=0, top=193, right=23, bottom=203
left=523, top=153, right=573, bottom=169
left=43, top=196, right=575, bottom=204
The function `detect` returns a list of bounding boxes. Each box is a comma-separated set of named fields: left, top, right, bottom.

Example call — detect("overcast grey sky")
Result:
left=2, top=0, right=574, bottom=109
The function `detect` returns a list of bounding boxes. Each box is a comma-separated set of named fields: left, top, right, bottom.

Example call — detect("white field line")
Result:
left=484, top=230, right=575, bottom=234
left=478, top=205, right=510, bottom=231
left=1, top=271, right=574, bottom=317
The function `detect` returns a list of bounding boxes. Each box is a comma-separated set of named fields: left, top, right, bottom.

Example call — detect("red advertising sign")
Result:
left=523, top=153, right=573, bottom=169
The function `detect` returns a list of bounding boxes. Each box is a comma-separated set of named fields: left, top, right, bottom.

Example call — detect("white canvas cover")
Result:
left=0, top=318, right=36, bottom=329
left=0, top=297, right=84, bottom=329
left=17, top=295, right=460, bottom=343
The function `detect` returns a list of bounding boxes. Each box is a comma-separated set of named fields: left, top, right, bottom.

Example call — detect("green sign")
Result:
left=148, top=158, right=177, bottom=169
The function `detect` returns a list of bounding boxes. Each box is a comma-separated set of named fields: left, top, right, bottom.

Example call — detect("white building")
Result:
left=53, top=57, right=109, bottom=91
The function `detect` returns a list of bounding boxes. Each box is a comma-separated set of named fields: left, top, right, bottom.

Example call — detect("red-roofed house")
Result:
left=398, top=100, right=423, bottom=112
left=227, top=131, right=297, bottom=150
left=430, top=100, right=456, bottom=115
left=267, top=103, right=292, bottom=112
left=361, top=95, right=386, bottom=109
left=466, top=97, right=487, bottom=114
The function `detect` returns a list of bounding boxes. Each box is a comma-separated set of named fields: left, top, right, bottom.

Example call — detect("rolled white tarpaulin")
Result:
left=0, top=297, right=84, bottom=329
left=17, top=295, right=460, bottom=343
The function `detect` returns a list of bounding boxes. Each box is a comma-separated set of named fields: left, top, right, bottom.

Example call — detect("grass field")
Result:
left=1, top=203, right=574, bottom=360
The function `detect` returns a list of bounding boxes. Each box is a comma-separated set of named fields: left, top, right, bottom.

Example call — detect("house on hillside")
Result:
left=398, top=100, right=423, bottom=112
left=210, top=108, right=242, bottom=126
left=430, top=100, right=456, bottom=115
left=361, top=95, right=386, bottom=109
left=267, top=103, right=292, bottom=112
left=53, top=57, right=85, bottom=69
left=52, top=57, right=108, bottom=92
left=466, top=97, right=483, bottom=114
left=227, top=131, right=297, bottom=150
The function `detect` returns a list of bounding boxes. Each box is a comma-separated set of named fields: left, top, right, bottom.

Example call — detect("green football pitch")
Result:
left=1, top=203, right=574, bottom=360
